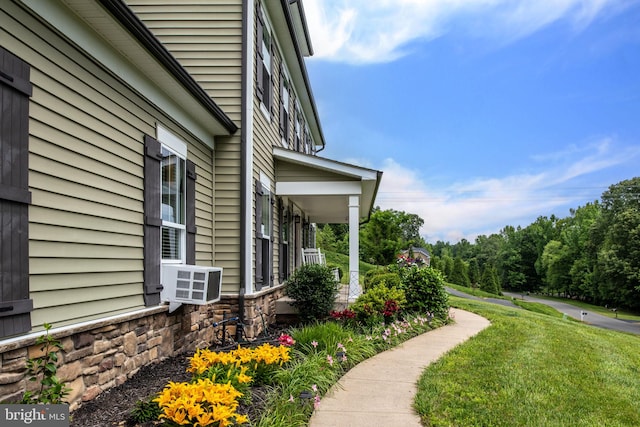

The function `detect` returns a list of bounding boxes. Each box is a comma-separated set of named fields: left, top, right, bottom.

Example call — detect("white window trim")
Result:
left=158, top=125, right=187, bottom=158
left=281, top=78, right=290, bottom=148
left=157, top=125, right=188, bottom=264
left=259, top=5, right=273, bottom=121
left=259, top=172, right=272, bottom=240
left=304, top=124, right=311, bottom=154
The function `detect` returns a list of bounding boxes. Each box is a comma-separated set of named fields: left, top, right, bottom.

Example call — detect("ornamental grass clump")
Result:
left=253, top=313, right=441, bottom=427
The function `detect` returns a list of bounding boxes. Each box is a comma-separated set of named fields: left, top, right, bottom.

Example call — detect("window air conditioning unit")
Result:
left=161, top=265, right=223, bottom=313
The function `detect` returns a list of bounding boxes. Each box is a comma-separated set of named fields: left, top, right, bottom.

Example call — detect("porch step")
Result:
left=275, top=284, right=351, bottom=319
left=275, top=296, right=298, bottom=315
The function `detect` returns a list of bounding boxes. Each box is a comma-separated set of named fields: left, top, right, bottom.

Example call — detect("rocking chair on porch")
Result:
left=301, top=248, right=340, bottom=283
left=301, top=247, right=326, bottom=266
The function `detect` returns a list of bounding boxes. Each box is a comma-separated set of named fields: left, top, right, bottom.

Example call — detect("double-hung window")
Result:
left=144, top=126, right=196, bottom=305
left=278, top=198, right=290, bottom=281
left=158, top=127, right=188, bottom=264
left=255, top=176, right=273, bottom=290
left=161, top=146, right=186, bottom=262
left=257, top=6, right=273, bottom=116
left=294, top=106, right=301, bottom=152
left=280, top=73, right=291, bottom=147
left=304, top=126, right=311, bottom=154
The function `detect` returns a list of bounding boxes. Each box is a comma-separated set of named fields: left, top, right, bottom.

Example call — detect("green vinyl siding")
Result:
left=128, top=0, right=243, bottom=293
left=1, top=1, right=216, bottom=332
left=127, top=0, right=243, bottom=123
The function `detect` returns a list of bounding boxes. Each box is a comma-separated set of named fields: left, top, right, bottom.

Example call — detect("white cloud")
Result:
left=374, top=139, right=639, bottom=243
left=304, top=0, right=625, bottom=64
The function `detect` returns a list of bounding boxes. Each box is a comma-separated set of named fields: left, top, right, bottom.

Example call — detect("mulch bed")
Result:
left=70, top=325, right=289, bottom=426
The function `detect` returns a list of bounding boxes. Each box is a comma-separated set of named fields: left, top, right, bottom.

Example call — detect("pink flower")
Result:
left=327, top=355, right=334, bottom=366
left=314, top=395, right=321, bottom=409
left=288, top=394, right=295, bottom=403
left=279, top=334, right=296, bottom=347
left=312, top=384, right=318, bottom=393
left=311, top=340, right=318, bottom=348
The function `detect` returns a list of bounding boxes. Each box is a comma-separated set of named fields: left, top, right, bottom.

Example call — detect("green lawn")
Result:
left=447, top=283, right=509, bottom=300
left=415, top=296, right=640, bottom=426
left=511, top=299, right=578, bottom=321
left=323, top=250, right=379, bottom=283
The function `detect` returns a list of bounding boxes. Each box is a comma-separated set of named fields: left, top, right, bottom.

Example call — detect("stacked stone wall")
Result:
left=0, top=286, right=285, bottom=411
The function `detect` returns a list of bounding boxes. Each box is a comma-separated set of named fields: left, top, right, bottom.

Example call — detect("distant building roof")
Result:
left=401, top=247, right=431, bottom=258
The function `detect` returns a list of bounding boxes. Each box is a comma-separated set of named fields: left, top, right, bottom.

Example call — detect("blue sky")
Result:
left=303, top=0, right=640, bottom=243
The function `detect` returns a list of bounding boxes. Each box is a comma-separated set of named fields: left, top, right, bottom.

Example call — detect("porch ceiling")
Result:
left=273, top=147, right=383, bottom=224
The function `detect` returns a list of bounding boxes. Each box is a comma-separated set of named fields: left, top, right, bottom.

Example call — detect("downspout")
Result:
left=238, top=0, right=255, bottom=340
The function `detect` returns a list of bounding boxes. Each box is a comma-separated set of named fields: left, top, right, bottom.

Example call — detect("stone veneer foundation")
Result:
left=0, top=286, right=285, bottom=411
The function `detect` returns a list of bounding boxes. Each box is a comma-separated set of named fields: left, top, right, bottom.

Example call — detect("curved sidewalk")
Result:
left=309, top=308, right=491, bottom=427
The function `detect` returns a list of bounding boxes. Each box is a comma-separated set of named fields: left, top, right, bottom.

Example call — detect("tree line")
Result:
left=317, top=177, right=640, bottom=311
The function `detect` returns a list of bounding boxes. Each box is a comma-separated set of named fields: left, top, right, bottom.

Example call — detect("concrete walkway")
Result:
left=309, top=308, right=491, bottom=427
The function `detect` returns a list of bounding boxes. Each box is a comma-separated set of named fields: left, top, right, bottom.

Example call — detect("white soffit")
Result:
left=276, top=181, right=362, bottom=196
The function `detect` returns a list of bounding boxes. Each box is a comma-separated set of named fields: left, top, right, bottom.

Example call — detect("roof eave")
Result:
left=288, top=0, right=314, bottom=56
left=268, top=0, right=326, bottom=151
left=98, top=0, right=238, bottom=135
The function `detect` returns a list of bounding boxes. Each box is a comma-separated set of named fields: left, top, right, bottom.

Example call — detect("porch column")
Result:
left=348, top=195, right=361, bottom=301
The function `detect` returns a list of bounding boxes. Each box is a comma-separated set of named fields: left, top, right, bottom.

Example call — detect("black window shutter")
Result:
left=279, top=65, right=285, bottom=136
left=0, top=47, right=33, bottom=338
left=267, top=43, right=274, bottom=113
left=186, top=160, right=197, bottom=265
left=256, top=9, right=265, bottom=103
left=143, top=135, right=163, bottom=306
left=268, top=195, right=275, bottom=285
left=278, top=198, right=284, bottom=281
left=255, top=180, right=263, bottom=289
left=289, top=93, right=295, bottom=146
left=295, top=111, right=301, bottom=152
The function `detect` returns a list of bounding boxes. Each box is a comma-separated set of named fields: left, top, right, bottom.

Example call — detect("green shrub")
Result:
left=366, top=272, right=401, bottom=292
left=286, top=264, right=340, bottom=323
left=399, top=266, right=449, bottom=319
left=362, top=267, right=390, bottom=291
left=351, top=284, right=406, bottom=326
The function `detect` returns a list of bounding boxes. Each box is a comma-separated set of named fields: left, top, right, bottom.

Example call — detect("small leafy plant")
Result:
left=21, top=323, right=71, bottom=404
left=130, top=396, right=162, bottom=424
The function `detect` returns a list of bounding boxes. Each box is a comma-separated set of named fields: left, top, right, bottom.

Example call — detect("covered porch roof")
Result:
left=273, top=147, right=383, bottom=223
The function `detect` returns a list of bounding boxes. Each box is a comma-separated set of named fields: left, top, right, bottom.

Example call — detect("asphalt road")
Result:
left=501, top=291, right=640, bottom=335
left=447, top=287, right=640, bottom=335
left=446, top=286, right=518, bottom=308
